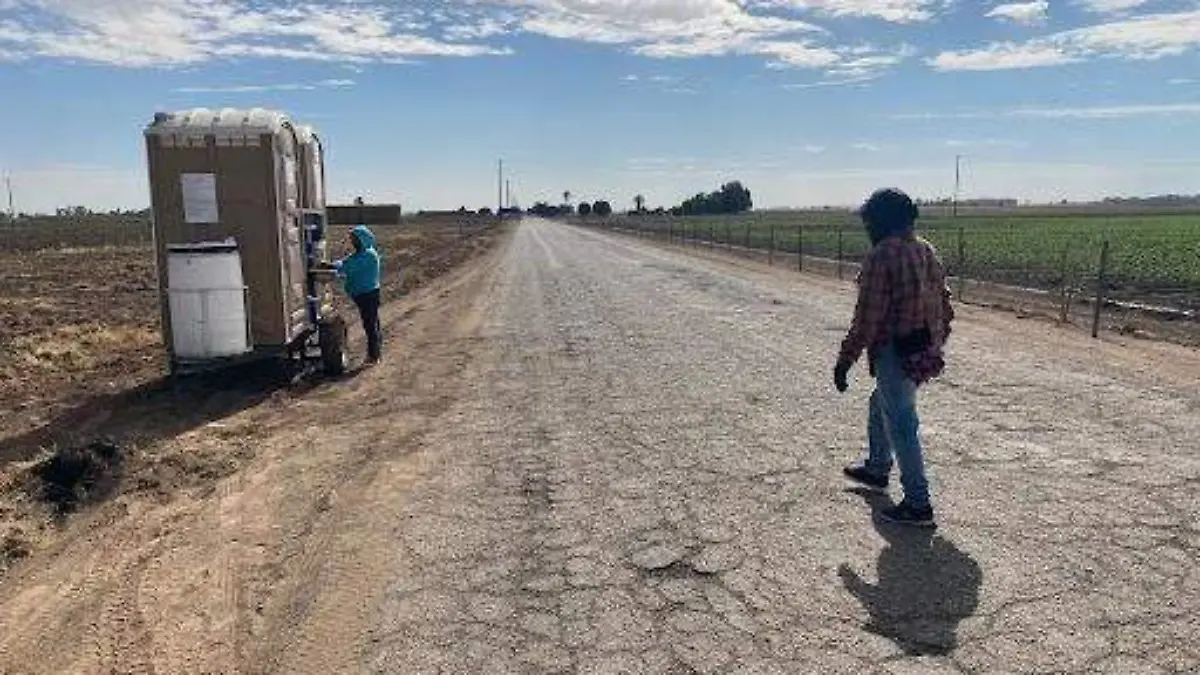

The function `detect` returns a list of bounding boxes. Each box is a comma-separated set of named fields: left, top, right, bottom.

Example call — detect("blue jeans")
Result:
left=865, top=345, right=931, bottom=509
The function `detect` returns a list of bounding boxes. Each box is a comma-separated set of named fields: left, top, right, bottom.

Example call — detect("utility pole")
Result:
left=505, top=180, right=511, bottom=211
left=953, top=154, right=962, bottom=219
left=4, top=173, right=12, bottom=220
left=497, top=159, right=504, bottom=219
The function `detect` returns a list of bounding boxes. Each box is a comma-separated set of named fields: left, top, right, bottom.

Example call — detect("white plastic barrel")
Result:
left=166, top=240, right=250, bottom=360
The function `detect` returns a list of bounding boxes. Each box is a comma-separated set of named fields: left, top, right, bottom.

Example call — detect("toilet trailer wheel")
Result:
left=318, top=316, right=348, bottom=376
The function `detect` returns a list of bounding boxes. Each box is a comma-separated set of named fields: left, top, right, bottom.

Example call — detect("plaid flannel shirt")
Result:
left=839, top=234, right=954, bottom=384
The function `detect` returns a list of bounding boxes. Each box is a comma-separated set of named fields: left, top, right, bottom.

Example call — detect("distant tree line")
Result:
left=529, top=200, right=612, bottom=218
left=526, top=181, right=753, bottom=221
left=669, top=181, right=752, bottom=216
left=1101, top=194, right=1200, bottom=206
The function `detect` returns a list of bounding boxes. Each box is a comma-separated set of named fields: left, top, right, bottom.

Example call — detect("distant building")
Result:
left=328, top=203, right=403, bottom=225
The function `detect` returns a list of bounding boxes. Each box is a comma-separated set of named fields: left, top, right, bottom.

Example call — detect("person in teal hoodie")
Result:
left=334, top=225, right=382, bottom=363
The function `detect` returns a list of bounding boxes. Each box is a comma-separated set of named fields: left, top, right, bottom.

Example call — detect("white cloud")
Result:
left=931, top=9, right=1200, bottom=70
left=0, top=1, right=509, bottom=67
left=852, top=142, right=883, bottom=151
left=753, top=0, right=948, bottom=23
left=0, top=0, right=920, bottom=78
left=931, top=44, right=1076, bottom=70
left=1009, top=102, right=1200, bottom=119
left=173, top=78, right=356, bottom=94
left=892, top=102, right=1200, bottom=120
left=783, top=74, right=876, bottom=88
left=827, top=44, right=917, bottom=76
left=1169, top=77, right=1195, bottom=85
left=443, top=16, right=515, bottom=41
left=1075, top=0, right=1154, bottom=14
left=620, top=72, right=697, bottom=93
left=986, top=1, right=1049, bottom=26
left=490, top=0, right=914, bottom=77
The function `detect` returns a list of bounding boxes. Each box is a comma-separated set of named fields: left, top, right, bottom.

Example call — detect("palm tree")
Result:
left=634, top=194, right=646, bottom=213
left=563, top=190, right=572, bottom=205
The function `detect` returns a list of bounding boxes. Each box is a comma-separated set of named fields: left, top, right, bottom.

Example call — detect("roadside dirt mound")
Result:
left=31, top=439, right=125, bottom=515
left=0, top=528, right=31, bottom=568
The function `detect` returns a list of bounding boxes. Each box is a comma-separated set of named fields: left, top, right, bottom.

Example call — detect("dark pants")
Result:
left=352, top=289, right=382, bottom=361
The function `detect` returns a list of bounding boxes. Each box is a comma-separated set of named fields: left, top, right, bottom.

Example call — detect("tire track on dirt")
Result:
left=93, top=556, right=157, bottom=675
left=0, top=227, right=511, bottom=675
left=261, top=232, right=513, bottom=674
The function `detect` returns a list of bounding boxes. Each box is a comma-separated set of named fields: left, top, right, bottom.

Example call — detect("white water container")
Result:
left=166, top=240, right=250, bottom=359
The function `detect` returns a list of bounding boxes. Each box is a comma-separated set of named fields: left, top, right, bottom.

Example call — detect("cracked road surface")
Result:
left=4, top=218, right=1195, bottom=674
left=364, top=220, right=1200, bottom=673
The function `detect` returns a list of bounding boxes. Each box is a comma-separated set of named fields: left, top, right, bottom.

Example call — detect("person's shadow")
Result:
left=838, top=488, right=983, bottom=656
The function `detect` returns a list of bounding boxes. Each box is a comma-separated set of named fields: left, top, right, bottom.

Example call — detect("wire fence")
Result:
left=578, top=212, right=1200, bottom=346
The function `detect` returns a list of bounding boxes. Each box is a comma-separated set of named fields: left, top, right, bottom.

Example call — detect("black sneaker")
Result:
left=880, top=501, right=936, bottom=528
left=843, top=465, right=888, bottom=493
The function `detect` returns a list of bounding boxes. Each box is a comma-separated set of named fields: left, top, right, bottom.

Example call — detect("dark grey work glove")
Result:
left=834, top=360, right=852, bottom=393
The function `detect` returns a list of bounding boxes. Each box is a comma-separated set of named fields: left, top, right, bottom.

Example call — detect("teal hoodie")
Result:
left=335, top=225, right=381, bottom=297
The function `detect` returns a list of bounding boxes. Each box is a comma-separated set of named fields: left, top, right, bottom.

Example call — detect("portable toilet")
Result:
left=144, top=108, right=345, bottom=375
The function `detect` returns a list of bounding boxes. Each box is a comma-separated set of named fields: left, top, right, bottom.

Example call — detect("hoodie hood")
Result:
left=351, top=225, right=376, bottom=251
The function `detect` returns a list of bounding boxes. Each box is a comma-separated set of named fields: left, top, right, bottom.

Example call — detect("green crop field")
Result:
left=605, top=210, right=1200, bottom=312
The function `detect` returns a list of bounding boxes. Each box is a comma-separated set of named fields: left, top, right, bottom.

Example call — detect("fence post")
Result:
left=1058, top=246, right=1073, bottom=324
left=709, top=223, right=715, bottom=248
left=837, top=224, right=844, bottom=280
left=1092, top=240, right=1110, bottom=339
left=956, top=225, right=966, bottom=301
left=797, top=223, right=803, bottom=272
left=769, top=221, right=775, bottom=266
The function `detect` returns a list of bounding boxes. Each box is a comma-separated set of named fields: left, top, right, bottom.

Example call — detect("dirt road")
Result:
left=2, top=219, right=1198, bottom=673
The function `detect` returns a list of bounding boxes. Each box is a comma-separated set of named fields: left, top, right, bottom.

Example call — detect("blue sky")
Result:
left=0, top=0, right=1198, bottom=212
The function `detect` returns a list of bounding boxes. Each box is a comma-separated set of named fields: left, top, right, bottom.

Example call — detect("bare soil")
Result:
left=0, top=220, right=501, bottom=579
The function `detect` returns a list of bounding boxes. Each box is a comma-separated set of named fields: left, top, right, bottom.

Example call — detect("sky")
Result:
left=0, top=0, right=1198, bottom=212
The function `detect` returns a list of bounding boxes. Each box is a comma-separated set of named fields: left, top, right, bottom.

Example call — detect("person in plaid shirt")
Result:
left=835, top=188, right=954, bottom=528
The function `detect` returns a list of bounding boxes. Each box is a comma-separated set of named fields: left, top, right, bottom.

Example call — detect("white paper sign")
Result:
left=181, top=173, right=219, bottom=223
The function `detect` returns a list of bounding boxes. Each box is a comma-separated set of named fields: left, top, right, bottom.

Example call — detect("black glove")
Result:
left=834, top=360, right=852, bottom=393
